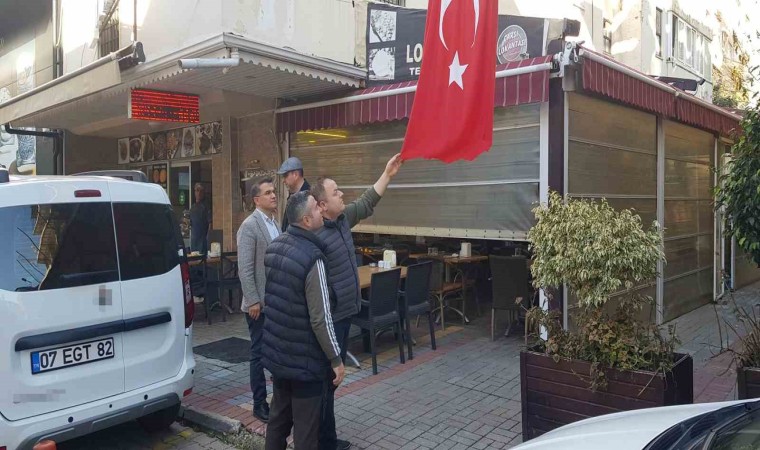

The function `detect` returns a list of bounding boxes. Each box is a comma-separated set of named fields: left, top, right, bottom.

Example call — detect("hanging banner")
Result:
left=366, top=3, right=547, bottom=85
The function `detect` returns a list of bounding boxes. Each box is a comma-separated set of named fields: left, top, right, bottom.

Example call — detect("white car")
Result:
left=513, top=398, right=760, bottom=450
left=0, top=169, right=196, bottom=450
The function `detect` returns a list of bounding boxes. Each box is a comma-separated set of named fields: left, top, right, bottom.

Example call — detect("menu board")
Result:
left=118, top=121, right=222, bottom=164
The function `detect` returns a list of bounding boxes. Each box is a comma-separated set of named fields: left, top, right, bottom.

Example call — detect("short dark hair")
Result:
left=310, top=177, right=331, bottom=203
left=285, top=191, right=312, bottom=226
left=287, top=169, right=304, bottom=178
left=250, top=176, right=274, bottom=198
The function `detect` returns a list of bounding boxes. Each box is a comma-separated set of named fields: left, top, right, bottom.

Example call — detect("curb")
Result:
left=180, top=405, right=242, bottom=435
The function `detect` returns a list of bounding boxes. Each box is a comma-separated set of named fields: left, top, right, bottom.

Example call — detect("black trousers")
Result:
left=265, top=377, right=324, bottom=450
left=319, top=317, right=352, bottom=449
left=246, top=313, right=268, bottom=406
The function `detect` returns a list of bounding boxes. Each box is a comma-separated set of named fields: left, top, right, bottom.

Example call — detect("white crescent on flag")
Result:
left=439, top=0, right=481, bottom=50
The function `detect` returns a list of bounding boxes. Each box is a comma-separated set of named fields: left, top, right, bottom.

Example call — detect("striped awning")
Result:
left=276, top=55, right=554, bottom=134
left=580, top=47, right=740, bottom=136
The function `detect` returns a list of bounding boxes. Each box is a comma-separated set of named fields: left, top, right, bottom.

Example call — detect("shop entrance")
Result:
left=166, top=160, right=213, bottom=250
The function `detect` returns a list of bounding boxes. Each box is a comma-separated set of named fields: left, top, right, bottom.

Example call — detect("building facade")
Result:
left=1, top=0, right=758, bottom=323
left=1, top=0, right=365, bottom=251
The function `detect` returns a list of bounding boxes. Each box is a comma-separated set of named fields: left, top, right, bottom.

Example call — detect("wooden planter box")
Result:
left=737, top=366, right=760, bottom=399
left=520, top=350, right=693, bottom=441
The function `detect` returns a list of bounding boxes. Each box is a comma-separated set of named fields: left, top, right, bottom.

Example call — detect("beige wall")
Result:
left=62, top=0, right=357, bottom=74
left=222, top=0, right=356, bottom=65
left=233, top=111, right=283, bottom=247
left=402, top=0, right=608, bottom=54
left=63, top=132, right=116, bottom=174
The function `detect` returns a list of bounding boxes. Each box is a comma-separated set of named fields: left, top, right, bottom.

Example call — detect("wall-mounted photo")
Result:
left=129, top=135, right=145, bottom=163
left=117, top=138, right=129, bottom=164
left=166, top=129, right=181, bottom=159
left=180, top=127, right=196, bottom=158
left=150, top=132, right=167, bottom=160
left=197, top=121, right=222, bottom=155
left=143, top=133, right=155, bottom=162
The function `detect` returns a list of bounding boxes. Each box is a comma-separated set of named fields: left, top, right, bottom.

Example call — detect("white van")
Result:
left=0, top=170, right=195, bottom=449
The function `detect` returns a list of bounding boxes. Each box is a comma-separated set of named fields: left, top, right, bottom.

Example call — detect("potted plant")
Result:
left=713, top=95, right=760, bottom=399
left=520, top=192, right=693, bottom=441
left=713, top=292, right=760, bottom=399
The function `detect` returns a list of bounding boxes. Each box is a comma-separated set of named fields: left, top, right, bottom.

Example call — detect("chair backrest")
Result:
left=417, top=257, right=445, bottom=291
left=368, top=268, right=402, bottom=317
left=489, top=255, right=529, bottom=311
left=187, top=254, right=207, bottom=295
left=404, top=261, right=433, bottom=310
left=355, top=251, right=365, bottom=267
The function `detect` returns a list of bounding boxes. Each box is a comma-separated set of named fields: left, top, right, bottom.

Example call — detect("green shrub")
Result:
left=526, top=192, right=676, bottom=390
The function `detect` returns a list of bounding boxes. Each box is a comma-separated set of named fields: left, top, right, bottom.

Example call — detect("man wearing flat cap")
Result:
left=277, top=156, right=310, bottom=232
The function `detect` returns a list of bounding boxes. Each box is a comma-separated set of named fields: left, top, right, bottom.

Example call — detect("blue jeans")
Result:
left=246, top=312, right=268, bottom=406
left=319, top=317, right=352, bottom=449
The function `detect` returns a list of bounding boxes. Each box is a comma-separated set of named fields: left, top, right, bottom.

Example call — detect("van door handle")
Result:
left=15, top=312, right=172, bottom=352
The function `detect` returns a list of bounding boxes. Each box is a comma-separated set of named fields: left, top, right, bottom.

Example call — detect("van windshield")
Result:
left=0, top=203, right=119, bottom=291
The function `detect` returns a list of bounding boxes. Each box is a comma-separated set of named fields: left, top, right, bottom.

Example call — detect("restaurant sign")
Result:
left=366, top=3, right=547, bottom=85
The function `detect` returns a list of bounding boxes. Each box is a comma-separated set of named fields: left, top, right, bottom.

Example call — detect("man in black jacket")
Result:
left=311, top=153, right=403, bottom=450
left=277, top=157, right=311, bottom=232
left=262, top=191, right=345, bottom=450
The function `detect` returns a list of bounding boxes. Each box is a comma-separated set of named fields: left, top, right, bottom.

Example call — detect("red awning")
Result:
left=580, top=47, right=740, bottom=136
left=277, top=55, right=554, bottom=134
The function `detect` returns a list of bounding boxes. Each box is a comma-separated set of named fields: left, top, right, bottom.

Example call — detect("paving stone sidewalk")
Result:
left=59, top=421, right=238, bottom=450
left=185, top=280, right=760, bottom=449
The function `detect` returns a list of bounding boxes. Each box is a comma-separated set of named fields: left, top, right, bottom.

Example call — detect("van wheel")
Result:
left=137, top=403, right=180, bottom=432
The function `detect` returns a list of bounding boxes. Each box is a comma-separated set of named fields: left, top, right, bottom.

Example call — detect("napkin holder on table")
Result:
left=383, top=250, right=397, bottom=268
left=460, top=242, right=472, bottom=258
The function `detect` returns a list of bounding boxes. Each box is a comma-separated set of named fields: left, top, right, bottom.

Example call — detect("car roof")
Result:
left=7, top=175, right=134, bottom=184
left=2, top=175, right=170, bottom=206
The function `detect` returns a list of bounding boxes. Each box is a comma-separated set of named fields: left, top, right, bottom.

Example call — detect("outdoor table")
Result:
left=410, top=253, right=489, bottom=324
left=187, top=254, right=237, bottom=266
left=358, top=265, right=407, bottom=289
left=187, top=253, right=239, bottom=314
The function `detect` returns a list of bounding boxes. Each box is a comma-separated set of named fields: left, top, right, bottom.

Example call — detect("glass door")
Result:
left=169, top=162, right=191, bottom=247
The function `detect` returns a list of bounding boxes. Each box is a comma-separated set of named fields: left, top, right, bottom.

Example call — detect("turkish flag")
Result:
left=401, top=0, right=498, bottom=163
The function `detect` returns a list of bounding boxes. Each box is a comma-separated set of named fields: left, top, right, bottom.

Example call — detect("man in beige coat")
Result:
left=237, top=177, right=280, bottom=423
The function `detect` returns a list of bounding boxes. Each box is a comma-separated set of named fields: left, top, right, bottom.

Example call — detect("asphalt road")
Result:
left=56, top=421, right=238, bottom=450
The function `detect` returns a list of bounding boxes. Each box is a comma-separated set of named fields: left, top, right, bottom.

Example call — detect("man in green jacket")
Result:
left=311, top=153, right=403, bottom=450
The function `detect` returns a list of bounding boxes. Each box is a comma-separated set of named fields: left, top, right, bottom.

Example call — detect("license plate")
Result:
left=31, top=337, right=114, bottom=375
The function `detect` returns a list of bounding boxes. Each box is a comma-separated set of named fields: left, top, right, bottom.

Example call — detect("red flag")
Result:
left=401, top=0, right=498, bottom=163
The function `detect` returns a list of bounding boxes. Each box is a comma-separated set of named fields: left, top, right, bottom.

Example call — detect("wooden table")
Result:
left=187, top=254, right=239, bottom=315
left=187, top=254, right=237, bottom=267
left=358, top=265, right=407, bottom=289
left=410, top=253, right=488, bottom=264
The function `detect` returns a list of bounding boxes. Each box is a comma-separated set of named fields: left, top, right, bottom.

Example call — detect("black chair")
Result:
left=206, top=251, right=240, bottom=320
left=399, top=261, right=436, bottom=360
left=355, top=251, right=365, bottom=267
left=352, top=268, right=405, bottom=375
left=489, top=255, right=529, bottom=341
left=187, top=254, right=212, bottom=325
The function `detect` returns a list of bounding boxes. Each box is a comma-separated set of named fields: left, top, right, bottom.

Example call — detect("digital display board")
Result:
left=129, top=89, right=200, bottom=123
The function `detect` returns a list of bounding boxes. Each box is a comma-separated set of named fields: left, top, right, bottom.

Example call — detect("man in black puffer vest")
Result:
left=312, top=153, right=403, bottom=450
left=262, top=191, right=345, bottom=450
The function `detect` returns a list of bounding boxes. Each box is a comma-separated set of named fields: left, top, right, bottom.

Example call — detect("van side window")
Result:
left=113, top=203, right=180, bottom=281
left=0, top=203, right=119, bottom=292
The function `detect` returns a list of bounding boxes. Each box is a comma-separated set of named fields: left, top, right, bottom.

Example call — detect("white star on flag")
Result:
left=448, top=52, right=468, bottom=90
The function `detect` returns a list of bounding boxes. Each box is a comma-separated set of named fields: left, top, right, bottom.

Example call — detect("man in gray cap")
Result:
left=277, top=156, right=311, bottom=232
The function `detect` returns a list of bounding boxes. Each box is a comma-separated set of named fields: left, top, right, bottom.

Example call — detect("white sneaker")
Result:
left=193, top=296, right=204, bottom=304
